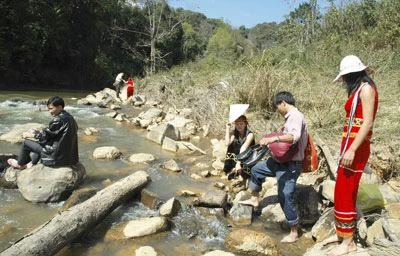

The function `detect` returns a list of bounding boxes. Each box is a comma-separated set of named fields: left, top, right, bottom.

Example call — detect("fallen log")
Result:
left=0, top=170, right=151, bottom=256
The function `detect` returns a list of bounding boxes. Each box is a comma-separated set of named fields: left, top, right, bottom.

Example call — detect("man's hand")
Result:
left=22, top=132, right=35, bottom=139
left=259, top=137, right=276, bottom=147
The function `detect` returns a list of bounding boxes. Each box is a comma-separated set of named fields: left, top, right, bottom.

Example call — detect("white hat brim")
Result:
left=333, top=65, right=371, bottom=82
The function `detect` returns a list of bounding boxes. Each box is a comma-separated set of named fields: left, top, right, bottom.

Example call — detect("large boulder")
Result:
left=17, top=162, right=86, bottom=203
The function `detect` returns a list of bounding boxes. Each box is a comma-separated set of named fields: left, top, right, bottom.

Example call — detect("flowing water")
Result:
left=0, top=91, right=312, bottom=255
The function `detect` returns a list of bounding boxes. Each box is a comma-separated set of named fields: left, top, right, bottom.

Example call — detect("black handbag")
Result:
left=236, top=144, right=259, bottom=161
left=237, top=144, right=270, bottom=167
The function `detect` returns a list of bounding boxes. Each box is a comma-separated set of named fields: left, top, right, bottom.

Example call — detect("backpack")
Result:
left=302, top=133, right=318, bottom=173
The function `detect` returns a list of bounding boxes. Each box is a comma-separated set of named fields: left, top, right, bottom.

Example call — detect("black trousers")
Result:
left=18, top=139, right=42, bottom=166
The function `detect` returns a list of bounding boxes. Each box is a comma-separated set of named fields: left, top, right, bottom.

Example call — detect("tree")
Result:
left=182, top=22, right=202, bottom=62
left=279, top=1, right=321, bottom=48
left=110, top=0, right=183, bottom=75
left=206, top=26, right=238, bottom=66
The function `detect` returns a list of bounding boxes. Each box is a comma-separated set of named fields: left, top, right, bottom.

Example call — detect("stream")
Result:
left=0, top=90, right=312, bottom=255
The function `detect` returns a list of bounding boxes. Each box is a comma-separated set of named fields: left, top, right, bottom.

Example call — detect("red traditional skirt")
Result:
left=334, top=120, right=372, bottom=237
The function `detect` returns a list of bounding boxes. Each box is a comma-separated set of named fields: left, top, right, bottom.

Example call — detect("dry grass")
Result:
left=137, top=55, right=400, bottom=179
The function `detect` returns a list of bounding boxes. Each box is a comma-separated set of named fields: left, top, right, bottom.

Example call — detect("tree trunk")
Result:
left=1, top=171, right=150, bottom=256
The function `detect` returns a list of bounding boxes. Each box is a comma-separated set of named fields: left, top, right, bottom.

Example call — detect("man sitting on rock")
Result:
left=8, top=96, right=79, bottom=169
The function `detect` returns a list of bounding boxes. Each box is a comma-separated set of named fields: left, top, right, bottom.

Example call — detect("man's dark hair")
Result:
left=273, top=91, right=295, bottom=107
left=47, top=96, right=65, bottom=108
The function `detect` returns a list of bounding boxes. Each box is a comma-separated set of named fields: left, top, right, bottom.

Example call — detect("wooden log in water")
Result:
left=0, top=171, right=150, bottom=256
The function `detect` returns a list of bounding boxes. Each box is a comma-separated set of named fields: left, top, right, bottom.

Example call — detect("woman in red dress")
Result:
left=323, top=55, right=378, bottom=256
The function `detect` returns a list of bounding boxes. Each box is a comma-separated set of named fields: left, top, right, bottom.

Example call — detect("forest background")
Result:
left=1, top=0, right=399, bottom=178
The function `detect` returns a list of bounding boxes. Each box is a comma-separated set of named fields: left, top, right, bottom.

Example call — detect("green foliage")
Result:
left=206, top=27, right=238, bottom=67
left=247, top=22, right=280, bottom=50
left=182, top=22, right=202, bottom=62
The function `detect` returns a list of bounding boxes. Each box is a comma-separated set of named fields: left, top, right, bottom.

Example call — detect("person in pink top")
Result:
left=239, top=91, right=308, bottom=243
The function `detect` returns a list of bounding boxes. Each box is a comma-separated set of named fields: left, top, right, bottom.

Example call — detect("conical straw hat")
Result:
left=229, top=104, right=249, bottom=123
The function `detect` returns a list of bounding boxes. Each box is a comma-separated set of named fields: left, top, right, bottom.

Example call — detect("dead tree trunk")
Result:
left=1, top=171, right=150, bottom=256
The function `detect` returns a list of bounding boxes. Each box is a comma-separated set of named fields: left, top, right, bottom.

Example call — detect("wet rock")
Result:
left=114, top=113, right=128, bottom=122
left=92, top=146, right=122, bottom=159
left=160, top=159, right=181, bottom=172
left=123, top=217, right=169, bottom=238
left=200, top=170, right=210, bottom=178
left=109, top=104, right=121, bottom=110
left=105, top=111, right=118, bottom=118
left=203, top=250, right=234, bottom=256
left=0, top=167, right=19, bottom=188
left=199, top=190, right=227, bottom=208
left=159, top=197, right=182, bottom=217
left=213, top=182, right=225, bottom=189
left=229, top=191, right=253, bottom=225
left=135, top=246, right=164, bottom=256
left=225, top=229, right=279, bottom=256
left=171, top=216, right=199, bottom=239
left=190, top=173, right=202, bottom=180
left=17, top=162, right=86, bottom=203
left=128, top=153, right=155, bottom=164
left=141, top=189, right=164, bottom=210
left=179, top=190, right=197, bottom=197
left=60, top=187, right=98, bottom=211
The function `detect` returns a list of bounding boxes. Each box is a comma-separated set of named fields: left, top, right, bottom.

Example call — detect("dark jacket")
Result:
left=35, top=110, right=79, bottom=166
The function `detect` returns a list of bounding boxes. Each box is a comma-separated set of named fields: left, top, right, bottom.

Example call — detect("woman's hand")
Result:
left=341, top=149, right=355, bottom=167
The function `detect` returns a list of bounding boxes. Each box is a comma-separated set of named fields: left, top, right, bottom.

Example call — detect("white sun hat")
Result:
left=229, top=104, right=249, bottom=123
left=334, top=55, right=372, bottom=82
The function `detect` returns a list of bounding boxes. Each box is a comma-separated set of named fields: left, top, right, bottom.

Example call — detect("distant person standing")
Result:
left=113, top=72, right=127, bottom=99
left=127, top=77, right=134, bottom=98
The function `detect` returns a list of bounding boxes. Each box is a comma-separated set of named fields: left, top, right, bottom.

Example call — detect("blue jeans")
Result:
left=249, top=157, right=302, bottom=227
